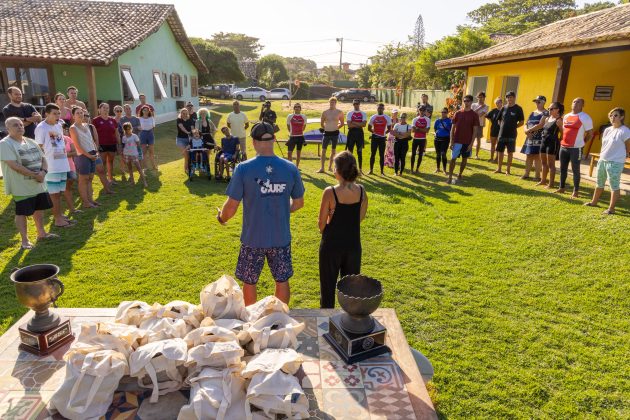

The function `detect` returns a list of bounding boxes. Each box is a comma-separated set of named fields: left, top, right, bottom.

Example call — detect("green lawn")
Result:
left=1, top=99, right=629, bottom=418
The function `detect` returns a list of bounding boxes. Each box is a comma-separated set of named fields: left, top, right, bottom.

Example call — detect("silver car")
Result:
left=232, top=87, right=269, bottom=101
left=269, top=88, right=291, bottom=100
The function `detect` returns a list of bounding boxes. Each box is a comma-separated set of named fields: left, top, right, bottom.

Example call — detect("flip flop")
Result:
left=583, top=202, right=597, bottom=207
left=20, top=243, right=34, bottom=250
left=54, top=222, right=74, bottom=228
left=37, top=233, right=59, bottom=241
left=602, top=209, right=615, bottom=215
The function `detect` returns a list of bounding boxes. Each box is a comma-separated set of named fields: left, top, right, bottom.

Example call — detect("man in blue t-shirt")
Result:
left=217, top=122, right=305, bottom=305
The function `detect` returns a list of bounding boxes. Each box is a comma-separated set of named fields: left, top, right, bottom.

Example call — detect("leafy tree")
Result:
left=572, top=1, right=617, bottom=15
left=356, top=65, right=372, bottom=88
left=369, top=43, right=418, bottom=88
left=284, top=57, right=317, bottom=77
left=189, top=38, right=245, bottom=85
left=467, top=0, right=576, bottom=34
left=256, top=55, right=289, bottom=88
left=210, top=32, right=263, bottom=61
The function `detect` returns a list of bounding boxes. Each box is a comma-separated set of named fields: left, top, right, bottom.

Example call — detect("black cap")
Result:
left=505, top=91, right=516, bottom=97
left=533, top=95, right=547, bottom=102
left=250, top=122, right=275, bottom=141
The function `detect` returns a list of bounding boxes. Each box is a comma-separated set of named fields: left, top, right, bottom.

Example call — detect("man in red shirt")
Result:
left=285, top=103, right=307, bottom=167
left=135, top=94, right=155, bottom=116
left=368, top=103, right=392, bottom=175
left=447, top=95, right=479, bottom=184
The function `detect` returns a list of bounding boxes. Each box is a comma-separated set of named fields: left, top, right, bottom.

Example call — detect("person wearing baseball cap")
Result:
left=495, top=91, right=524, bottom=175
left=217, top=122, right=305, bottom=306
left=521, top=95, right=549, bottom=180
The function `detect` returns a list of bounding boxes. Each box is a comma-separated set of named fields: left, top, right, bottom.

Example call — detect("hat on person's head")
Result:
left=392, top=108, right=399, bottom=114
left=250, top=122, right=275, bottom=141
left=533, top=95, right=547, bottom=103
left=505, top=91, right=516, bottom=97
left=186, top=101, right=193, bottom=106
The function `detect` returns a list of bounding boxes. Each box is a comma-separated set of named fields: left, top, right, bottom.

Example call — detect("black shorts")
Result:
left=496, top=137, right=516, bottom=153
left=15, top=192, right=53, bottom=216
left=540, top=138, right=560, bottom=155
left=322, top=131, right=339, bottom=149
left=287, top=136, right=305, bottom=152
left=434, top=137, right=450, bottom=153
left=99, top=144, right=117, bottom=153
left=346, top=128, right=365, bottom=150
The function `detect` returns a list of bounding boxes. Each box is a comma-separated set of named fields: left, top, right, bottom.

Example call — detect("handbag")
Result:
left=245, top=295, right=289, bottom=323
left=183, top=326, right=238, bottom=348
left=245, top=370, right=309, bottom=420
left=157, top=300, right=204, bottom=329
left=71, top=321, right=145, bottom=358
left=206, top=318, right=251, bottom=346
left=200, top=275, right=248, bottom=320
left=245, top=312, right=305, bottom=354
left=140, top=317, right=191, bottom=343
left=241, top=348, right=303, bottom=379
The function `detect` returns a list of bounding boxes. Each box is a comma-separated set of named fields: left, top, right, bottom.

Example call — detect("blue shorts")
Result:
left=451, top=143, right=471, bottom=160
left=75, top=153, right=96, bottom=175
left=45, top=172, right=68, bottom=194
left=222, top=153, right=235, bottom=162
left=236, top=244, right=293, bottom=285
left=67, top=170, right=77, bottom=181
left=140, top=130, right=154, bottom=145
left=176, top=137, right=189, bottom=148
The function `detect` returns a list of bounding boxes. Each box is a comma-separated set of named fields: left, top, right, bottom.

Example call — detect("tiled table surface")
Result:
left=0, top=308, right=436, bottom=419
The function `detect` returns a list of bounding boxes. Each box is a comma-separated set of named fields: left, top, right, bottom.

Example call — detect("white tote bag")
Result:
left=140, top=317, right=191, bottom=343
left=71, top=321, right=144, bottom=358
left=157, top=300, right=204, bottom=329
left=245, top=370, right=309, bottom=420
left=50, top=349, right=128, bottom=419
left=185, top=340, right=244, bottom=370
left=211, top=318, right=251, bottom=346
left=245, top=313, right=305, bottom=354
left=114, top=300, right=156, bottom=326
left=129, top=338, right=188, bottom=403
left=200, top=275, right=248, bottom=320
left=178, top=366, right=247, bottom=420
left=241, top=348, right=304, bottom=379
left=183, top=326, right=239, bottom=348
left=245, top=295, right=289, bottom=323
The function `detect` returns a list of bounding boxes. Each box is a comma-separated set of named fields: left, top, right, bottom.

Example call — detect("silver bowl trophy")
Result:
left=324, top=275, right=390, bottom=363
left=10, top=264, right=74, bottom=356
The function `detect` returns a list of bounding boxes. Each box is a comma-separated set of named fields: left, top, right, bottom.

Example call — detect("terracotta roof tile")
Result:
left=0, top=0, right=207, bottom=73
left=436, top=4, right=630, bottom=69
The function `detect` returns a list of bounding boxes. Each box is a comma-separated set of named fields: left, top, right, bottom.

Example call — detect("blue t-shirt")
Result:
left=434, top=118, right=452, bottom=138
left=221, top=136, right=239, bottom=155
left=226, top=155, right=305, bottom=248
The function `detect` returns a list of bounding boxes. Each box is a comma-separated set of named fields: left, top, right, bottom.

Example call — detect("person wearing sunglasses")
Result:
left=446, top=94, right=479, bottom=185
left=521, top=95, right=549, bottom=180
left=584, top=107, right=629, bottom=214
left=485, top=97, right=503, bottom=162
left=217, top=122, right=305, bottom=306
left=286, top=103, right=307, bottom=168
left=495, top=91, right=524, bottom=175
left=539, top=102, right=564, bottom=189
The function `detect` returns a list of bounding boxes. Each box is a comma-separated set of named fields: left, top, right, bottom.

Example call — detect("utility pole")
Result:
left=336, top=37, right=343, bottom=71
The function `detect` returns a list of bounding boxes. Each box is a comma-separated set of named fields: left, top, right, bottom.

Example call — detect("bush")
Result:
left=277, top=81, right=310, bottom=100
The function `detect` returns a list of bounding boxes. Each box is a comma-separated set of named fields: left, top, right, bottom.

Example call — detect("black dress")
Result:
left=319, top=186, right=363, bottom=308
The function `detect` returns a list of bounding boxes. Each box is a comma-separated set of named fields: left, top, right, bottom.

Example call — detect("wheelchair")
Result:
left=214, top=148, right=245, bottom=181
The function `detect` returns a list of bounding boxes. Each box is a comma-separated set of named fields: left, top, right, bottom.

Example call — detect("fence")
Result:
left=374, top=89, right=452, bottom=110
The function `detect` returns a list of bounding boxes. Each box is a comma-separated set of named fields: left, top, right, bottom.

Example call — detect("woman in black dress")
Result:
left=539, top=102, right=564, bottom=189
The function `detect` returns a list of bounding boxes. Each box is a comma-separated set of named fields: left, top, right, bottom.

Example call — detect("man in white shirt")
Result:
left=227, top=101, right=250, bottom=160
left=471, top=91, right=489, bottom=159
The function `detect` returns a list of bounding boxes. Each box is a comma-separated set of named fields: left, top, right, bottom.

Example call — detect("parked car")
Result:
left=232, top=87, right=270, bottom=101
left=269, top=88, right=291, bottom=100
left=333, top=89, right=376, bottom=103
left=198, top=84, right=231, bottom=99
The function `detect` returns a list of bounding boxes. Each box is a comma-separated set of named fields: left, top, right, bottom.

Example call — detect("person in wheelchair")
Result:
left=187, top=129, right=214, bottom=178
left=216, top=126, right=241, bottom=180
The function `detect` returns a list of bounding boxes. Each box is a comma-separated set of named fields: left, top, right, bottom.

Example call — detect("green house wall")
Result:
left=52, top=62, right=122, bottom=102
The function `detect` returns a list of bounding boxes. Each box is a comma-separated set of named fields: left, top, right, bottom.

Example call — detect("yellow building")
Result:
left=436, top=4, right=630, bottom=151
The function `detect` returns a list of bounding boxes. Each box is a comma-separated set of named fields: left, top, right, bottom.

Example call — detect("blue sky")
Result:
left=105, top=0, right=589, bottom=68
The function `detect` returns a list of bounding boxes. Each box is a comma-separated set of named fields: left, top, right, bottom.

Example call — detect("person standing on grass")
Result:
left=286, top=103, right=307, bottom=168
left=34, top=103, right=74, bottom=228
left=367, top=103, right=391, bottom=175
left=319, top=97, right=344, bottom=173
left=447, top=95, right=479, bottom=185
left=66, top=86, right=87, bottom=111
left=555, top=97, right=593, bottom=198
left=495, top=91, right=524, bottom=175
left=418, top=93, right=433, bottom=118
left=471, top=91, right=489, bottom=159
left=61, top=123, right=79, bottom=215
left=0, top=117, right=57, bottom=249
left=139, top=105, right=158, bottom=171
left=71, top=107, right=100, bottom=208
left=392, top=113, right=412, bottom=176
left=485, top=97, right=503, bottom=162
left=2, top=87, right=42, bottom=139
left=113, top=105, right=129, bottom=179
left=584, top=107, right=629, bottom=215
left=318, top=151, right=368, bottom=308
left=119, top=104, right=143, bottom=168
left=539, top=102, right=564, bottom=189
left=93, top=103, right=122, bottom=184
left=521, top=95, right=549, bottom=181
left=433, top=107, right=452, bottom=173
left=83, top=110, right=113, bottom=195
left=217, top=122, right=305, bottom=305
left=135, top=93, right=155, bottom=116
left=121, top=123, right=147, bottom=187
left=345, top=99, right=368, bottom=173
left=227, top=100, right=250, bottom=160
left=176, top=107, right=195, bottom=175
left=411, top=106, right=430, bottom=174
left=384, top=109, right=398, bottom=169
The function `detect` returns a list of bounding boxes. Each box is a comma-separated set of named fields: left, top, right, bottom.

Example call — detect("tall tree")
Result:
left=369, top=43, right=418, bottom=87
left=189, top=38, right=245, bottom=85
left=412, top=14, right=425, bottom=49
left=210, top=32, right=263, bottom=61
left=283, top=57, right=317, bottom=76
left=467, top=0, right=576, bottom=34
left=256, top=55, right=289, bottom=88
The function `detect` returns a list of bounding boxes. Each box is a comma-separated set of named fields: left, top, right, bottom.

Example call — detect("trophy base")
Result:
left=323, top=314, right=390, bottom=364
left=18, top=318, right=74, bottom=356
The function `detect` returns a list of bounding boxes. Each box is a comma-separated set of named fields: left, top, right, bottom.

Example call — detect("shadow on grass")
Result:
left=184, top=177, right=228, bottom=197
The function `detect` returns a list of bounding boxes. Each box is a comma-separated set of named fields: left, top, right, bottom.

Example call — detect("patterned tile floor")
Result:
left=0, top=311, right=429, bottom=419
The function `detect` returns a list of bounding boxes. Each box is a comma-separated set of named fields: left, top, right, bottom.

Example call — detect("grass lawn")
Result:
left=1, top=99, right=629, bottom=417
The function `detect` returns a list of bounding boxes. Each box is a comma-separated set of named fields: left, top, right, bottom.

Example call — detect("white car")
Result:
left=232, top=87, right=269, bottom=101
left=269, top=88, right=291, bottom=100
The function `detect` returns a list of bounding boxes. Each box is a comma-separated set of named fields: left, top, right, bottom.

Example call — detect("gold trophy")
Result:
left=10, top=264, right=73, bottom=356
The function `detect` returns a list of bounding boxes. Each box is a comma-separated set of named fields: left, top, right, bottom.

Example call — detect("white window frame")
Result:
left=469, top=76, right=488, bottom=97
left=153, top=72, right=168, bottom=100
left=121, top=68, right=140, bottom=101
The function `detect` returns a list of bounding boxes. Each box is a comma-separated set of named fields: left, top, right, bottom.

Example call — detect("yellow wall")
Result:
left=467, top=57, right=558, bottom=146
left=564, top=50, right=630, bottom=153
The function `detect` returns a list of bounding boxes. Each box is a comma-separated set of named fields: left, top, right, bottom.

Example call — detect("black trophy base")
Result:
left=323, top=313, right=390, bottom=364
left=18, top=318, right=74, bottom=356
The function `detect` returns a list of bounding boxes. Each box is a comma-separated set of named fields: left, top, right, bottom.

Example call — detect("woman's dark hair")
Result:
left=53, top=92, right=65, bottom=102
left=71, top=106, right=83, bottom=115
left=550, top=102, right=564, bottom=116
left=334, top=151, right=359, bottom=182
left=140, top=105, right=153, bottom=117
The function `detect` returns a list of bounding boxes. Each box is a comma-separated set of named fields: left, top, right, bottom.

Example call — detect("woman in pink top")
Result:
left=54, top=93, right=73, bottom=127
left=62, top=124, right=79, bottom=214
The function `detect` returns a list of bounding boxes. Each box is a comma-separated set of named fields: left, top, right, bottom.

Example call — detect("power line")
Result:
left=269, top=38, right=336, bottom=45
left=343, top=50, right=373, bottom=57
left=301, top=51, right=340, bottom=58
